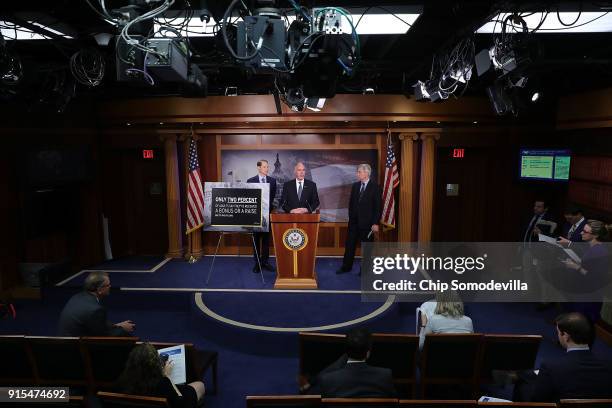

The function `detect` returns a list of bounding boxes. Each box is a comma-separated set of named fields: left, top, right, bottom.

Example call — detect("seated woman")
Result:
left=562, top=219, right=611, bottom=323
left=419, top=291, right=473, bottom=350
left=116, top=343, right=205, bottom=408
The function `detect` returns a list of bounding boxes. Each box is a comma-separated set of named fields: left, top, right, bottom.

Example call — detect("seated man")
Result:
left=58, top=271, right=135, bottom=336
left=514, top=312, right=612, bottom=402
left=304, top=328, right=396, bottom=398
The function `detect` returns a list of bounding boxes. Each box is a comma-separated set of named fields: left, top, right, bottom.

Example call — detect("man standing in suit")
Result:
left=523, top=199, right=556, bottom=244
left=247, top=159, right=277, bottom=273
left=513, top=312, right=612, bottom=402
left=557, top=206, right=587, bottom=248
left=280, top=162, right=320, bottom=214
left=337, top=164, right=381, bottom=274
left=58, top=271, right=135, bottom=336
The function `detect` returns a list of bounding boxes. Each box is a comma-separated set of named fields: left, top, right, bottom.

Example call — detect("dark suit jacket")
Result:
left=319, top=362, right=396, bottom=398
left=348, top=180, right=382, bottom=230
left=246, top=174, right=277, bottom=210
left=531, top=350, right=612, bottom=402
left=523, top=211, right=555, bottom=242
left=58, top=291, right=126, bottom=337
left=561, top=218, right=587, bottom=242
left=281, top=179, right=320, bottom=213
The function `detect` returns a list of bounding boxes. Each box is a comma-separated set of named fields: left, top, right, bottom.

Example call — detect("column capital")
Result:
left=398, top=132, right=419, bottom=141
left=419, top=133, right=440, bottom=141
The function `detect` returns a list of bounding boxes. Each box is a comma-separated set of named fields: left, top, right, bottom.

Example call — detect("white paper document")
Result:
left=538, top=233, right=560, bottom=246
left=158, top=344, right=187, bottom=385
left=479, top=396, right=512, bottom=402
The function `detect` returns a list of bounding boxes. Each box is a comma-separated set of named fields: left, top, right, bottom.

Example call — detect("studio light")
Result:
left=531, top=91, right=540, bottom=102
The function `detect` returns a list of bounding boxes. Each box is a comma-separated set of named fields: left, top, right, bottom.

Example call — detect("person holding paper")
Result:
left=522, top=200, right=555, bottom=244
left=116, top=343, right=205, bottom=408
left=561, top=219, right=611, bottom=322
left=557, top=206, right=587, bottom=256
left=337, top=164, right=381, bottom=274
left=280, top=162, right=320, bottom=214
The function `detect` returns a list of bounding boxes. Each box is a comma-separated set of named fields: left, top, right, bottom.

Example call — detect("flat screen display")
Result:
left=520, top=149, right=571, bottom=181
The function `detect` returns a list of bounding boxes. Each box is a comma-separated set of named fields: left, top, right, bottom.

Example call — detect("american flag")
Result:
left=186, top=138, right=204, bottom=233
left=381, top=134, right=399, bottom=229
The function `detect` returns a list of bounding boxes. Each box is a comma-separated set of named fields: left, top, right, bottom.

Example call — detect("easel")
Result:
left=206, top=231, right=265, bottom=284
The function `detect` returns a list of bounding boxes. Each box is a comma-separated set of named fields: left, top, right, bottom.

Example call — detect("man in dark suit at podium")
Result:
left=280, top=162, right=320, bottom=214
left=247, top=159, right=277, bottom=273
left=337, top=164, right=381, bottom=274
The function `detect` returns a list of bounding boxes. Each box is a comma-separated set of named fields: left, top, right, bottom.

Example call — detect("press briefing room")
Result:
left=1, top=1, right=612, bottom=408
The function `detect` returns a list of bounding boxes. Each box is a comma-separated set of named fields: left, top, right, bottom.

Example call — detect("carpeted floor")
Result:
left=2, top=255, right=611, bottom=408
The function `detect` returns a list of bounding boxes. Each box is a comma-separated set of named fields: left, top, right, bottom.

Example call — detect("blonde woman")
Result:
left=419, top=291, right=474, bottom=349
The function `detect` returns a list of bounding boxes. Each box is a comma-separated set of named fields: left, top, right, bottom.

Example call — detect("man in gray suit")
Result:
left=58, top=271, right=135, bottom=336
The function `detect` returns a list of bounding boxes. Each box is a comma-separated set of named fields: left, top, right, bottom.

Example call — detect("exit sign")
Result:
left=452, top=148, right=465, bottom=158
left=142, top=149, right=154, bottom=159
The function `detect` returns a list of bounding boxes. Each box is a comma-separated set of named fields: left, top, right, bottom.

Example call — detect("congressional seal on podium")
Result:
left=283, top=228, right=308, bottom=252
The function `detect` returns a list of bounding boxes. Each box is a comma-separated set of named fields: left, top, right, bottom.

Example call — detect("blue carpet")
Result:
left=61, top=256, right=362, bottom=291
left=3, top=256, right=612, bottom=408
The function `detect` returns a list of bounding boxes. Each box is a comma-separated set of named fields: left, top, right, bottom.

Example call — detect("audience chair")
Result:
left=369, top=334, right=419, bottom=397
left=27, top=336, right=89, bottom=388
left=399, top=400, right=477, bottom=408
left=97, top=391, right=169, bottom=407
left=322, top=398, right=398, bottom=407
left=81, top=336, right=139, bottom=390
left=420, top=334, right=483, bottom=399
left=0, top=335, right=35, bottom=385
left=246, top=395, right=321, bottom=408
left=299, top=333, right=347, bottom=379
left=479, top=335, right=542, bottom=382
left=559, top=400, right=612, bottom=408
left=147, top=341, right=218, bottom=395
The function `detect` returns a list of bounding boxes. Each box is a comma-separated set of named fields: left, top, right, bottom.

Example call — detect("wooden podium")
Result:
left=270, top=213, right=320, bottom=289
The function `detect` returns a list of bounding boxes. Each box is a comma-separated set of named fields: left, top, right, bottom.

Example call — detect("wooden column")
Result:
left=162, top=134, right=183, bottom=258
left=418, top=133, right=439, bottom=242
left=398, top=133, right=418, bottom=242
left=181, top=133, right=204, bottom=260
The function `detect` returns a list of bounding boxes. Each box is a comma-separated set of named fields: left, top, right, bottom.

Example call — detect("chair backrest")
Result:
left=478, top=403, right=557, bottom=407
left=479, top=335, right=542, bottom=381
left=0, top=335, right=35, bottom=385
left=246, top=395, right=321, bottom=408
left=399, top=400, right=477, bottom=408
left=322, top=398, right=399, bottom=407
left=81, top=336, right=138, bottom=388
left=97, top=391, right=169, bottom=408
left=559, top=400, right=612, bottom=408
left=27, top=336, right=88, bottom=386
left=368, top=334, right=419, bottom=396
left=420, top=334, right=483, bottom=398
left=299, top=333, right=347, bottom=377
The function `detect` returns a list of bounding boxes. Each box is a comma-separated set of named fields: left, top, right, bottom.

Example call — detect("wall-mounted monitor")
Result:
left=520, top=149, right=571, bottom=181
